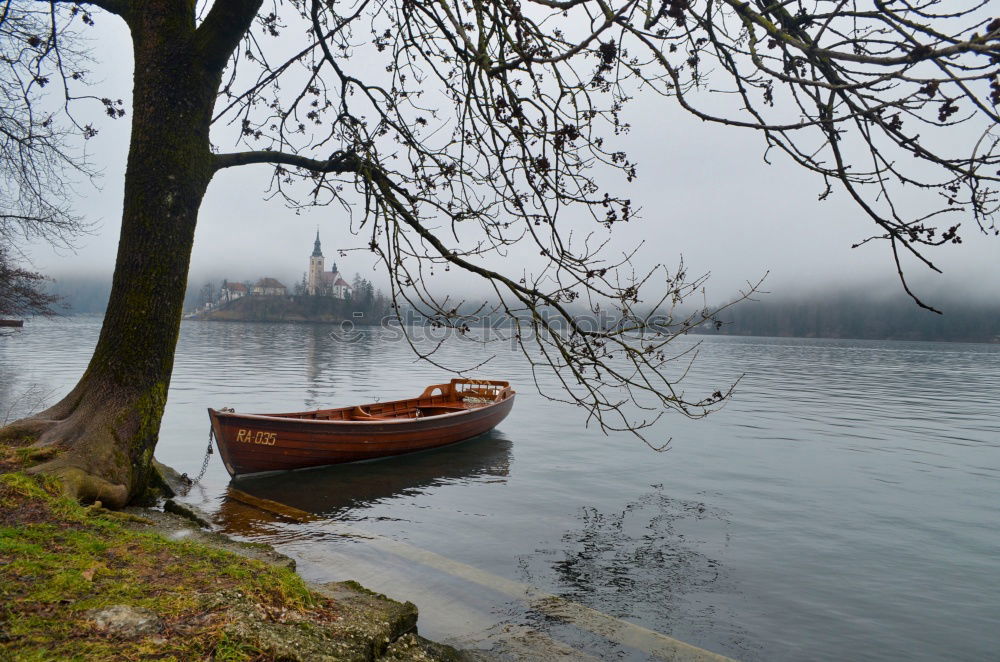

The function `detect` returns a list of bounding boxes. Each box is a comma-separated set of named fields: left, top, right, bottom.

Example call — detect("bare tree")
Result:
left=0, top=3, right=94, bottom=324
left=199, top=281, right=217, bottom=308
left=0, top=246, right=59, bottom=318
left=0, top=1, right=93, bottom=245
left=0, top=0, right=996, bottom=506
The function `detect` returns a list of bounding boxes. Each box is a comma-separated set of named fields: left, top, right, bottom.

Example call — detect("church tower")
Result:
left=307, top=230, right=324, bottom=295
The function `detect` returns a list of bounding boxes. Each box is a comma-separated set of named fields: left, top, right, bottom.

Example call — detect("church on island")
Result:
left=307, top=231, right=351, bottom=298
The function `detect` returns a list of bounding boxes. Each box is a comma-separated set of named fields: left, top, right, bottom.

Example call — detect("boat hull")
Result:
left=208, top=384, right=514, bottom=477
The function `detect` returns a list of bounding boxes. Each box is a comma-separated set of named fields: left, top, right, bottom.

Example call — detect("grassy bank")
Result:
left=0, top=465, right=469, bottom=661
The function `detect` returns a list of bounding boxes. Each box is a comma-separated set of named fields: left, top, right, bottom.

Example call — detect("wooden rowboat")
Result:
left=208, top=379, right=515, bottom=477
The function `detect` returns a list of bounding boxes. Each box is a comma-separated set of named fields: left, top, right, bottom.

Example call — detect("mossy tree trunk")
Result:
left=0, top=0, right=261, bottom=507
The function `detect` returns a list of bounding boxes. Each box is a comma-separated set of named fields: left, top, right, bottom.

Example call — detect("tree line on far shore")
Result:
left=27, top=275, right=1000, bottom=344
left=28, top=273, right=388, bottom=317
left=695, top=296, right=1000, bottom=344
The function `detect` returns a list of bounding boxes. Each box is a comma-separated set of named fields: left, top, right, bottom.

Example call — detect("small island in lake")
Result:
left=188, top=231, right=388, bottom=324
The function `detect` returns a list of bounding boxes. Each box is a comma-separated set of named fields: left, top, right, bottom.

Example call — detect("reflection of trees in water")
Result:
left=0, top=380, right=53, bottom=424
left=516, top=486, right=755, bottom=660
left=0, top=373, right=14, bottom=422
left=551, top=492, right=721, bottom=614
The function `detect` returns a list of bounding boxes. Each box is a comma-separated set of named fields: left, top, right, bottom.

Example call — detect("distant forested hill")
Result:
left=697, top=296, right=1000, bottom=343
left=41, top=273, right=1000, bottom=343
left=44, top=276, right=112, bottom=314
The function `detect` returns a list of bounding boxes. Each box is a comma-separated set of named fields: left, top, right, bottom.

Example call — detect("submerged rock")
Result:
left=163, top=498, right=212, bottom=528
left=209, top=582, right=441, bottom=662
left=381, top=633, right=486, bottom=661
left=315, top=581, right=419, bottom=659
left=151, top=458, right=190, bottom=497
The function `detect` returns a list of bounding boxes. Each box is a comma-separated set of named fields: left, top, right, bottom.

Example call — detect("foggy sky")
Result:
left=22, top=8, right=1000, bottom=306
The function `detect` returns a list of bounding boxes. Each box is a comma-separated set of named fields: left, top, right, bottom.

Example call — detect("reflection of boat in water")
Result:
left=216, top=430, right=513, bottom=535
left=209, top=379, right=515, bottom=476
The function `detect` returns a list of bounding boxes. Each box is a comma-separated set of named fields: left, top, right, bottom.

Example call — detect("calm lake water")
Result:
left=2, top=317, right=998, bottom=660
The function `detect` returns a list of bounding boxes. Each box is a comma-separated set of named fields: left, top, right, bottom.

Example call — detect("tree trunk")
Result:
left=0, top=2, right=222, bottom=507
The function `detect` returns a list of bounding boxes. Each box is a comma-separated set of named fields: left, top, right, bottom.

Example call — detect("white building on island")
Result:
left=307, top=231, right=351, bottom=298
left=253, top=277, right=287, bottom=297
left=220, top=281, right=248, bottom=301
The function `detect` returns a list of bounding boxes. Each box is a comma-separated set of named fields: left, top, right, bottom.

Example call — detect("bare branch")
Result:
left=213, top=149, right=361, bottom=174
left=48, top=0, right=130, bottom=19
left=20, top=0, right=1000, bottom=443
left=195, top=0, right=264, bottom=74
left=0, top=246, right=60, bottom=318
left=0, top=1, right=92, bottom=247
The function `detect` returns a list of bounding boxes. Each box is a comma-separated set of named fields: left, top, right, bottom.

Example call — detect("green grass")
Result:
left=0, top=471, right=340, bottom=661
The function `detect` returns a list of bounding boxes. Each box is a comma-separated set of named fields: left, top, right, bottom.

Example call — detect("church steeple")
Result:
left=308, top=230, right=325, bottom=295
left=306, top=228, right=351, bottom=299
left=312, top=229, right=323, bottom=257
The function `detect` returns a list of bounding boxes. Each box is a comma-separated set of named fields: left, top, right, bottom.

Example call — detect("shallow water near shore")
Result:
left=3, top=317, right=999, bottom=660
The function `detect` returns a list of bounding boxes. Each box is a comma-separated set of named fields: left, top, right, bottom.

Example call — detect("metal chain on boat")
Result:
left=179, top=427, right=215, bottom=496
left=192, top=428, right=215, bottom=484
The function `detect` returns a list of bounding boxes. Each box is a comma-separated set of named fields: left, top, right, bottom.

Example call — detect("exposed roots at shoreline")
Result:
left=0, top=394, right=145, bottom=509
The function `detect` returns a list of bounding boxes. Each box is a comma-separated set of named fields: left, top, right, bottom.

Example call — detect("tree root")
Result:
left=0, top=417, right=57, bottom=447
left=31, top=464, right=130, bottom=509
left=0, top=371, right=176, bottom=509
left=2, top=402, right=140, bottom=510
left=85, top=501, right=156, bottom=525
